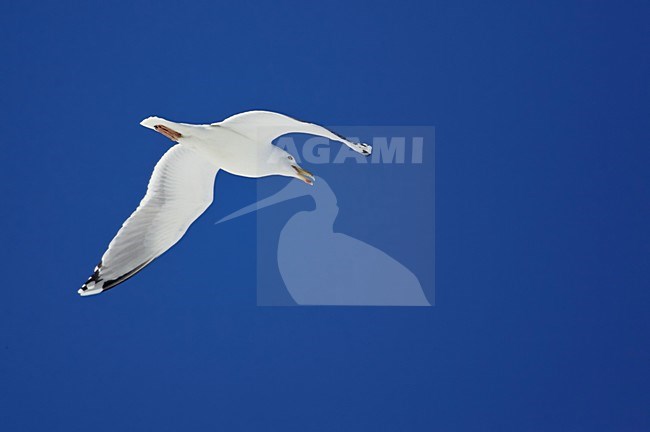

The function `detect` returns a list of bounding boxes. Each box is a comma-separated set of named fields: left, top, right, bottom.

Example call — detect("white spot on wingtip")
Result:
left=78, top=288, right=102, bottom=297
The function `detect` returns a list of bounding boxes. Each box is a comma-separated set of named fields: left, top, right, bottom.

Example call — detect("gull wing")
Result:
left=79, top=145, right=219, bottom=296
left=218, top=110, right=372, bottom=155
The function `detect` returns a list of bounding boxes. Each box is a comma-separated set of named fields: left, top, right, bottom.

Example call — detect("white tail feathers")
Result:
left=140, top=116, right=167, bottom=130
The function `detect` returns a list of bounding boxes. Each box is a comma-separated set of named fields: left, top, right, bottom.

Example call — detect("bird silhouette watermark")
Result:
left=217, top=126, right=435, bottom=306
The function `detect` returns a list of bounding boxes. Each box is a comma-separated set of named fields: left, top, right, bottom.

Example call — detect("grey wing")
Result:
left=79, top=145, right=219, bottom=296
left=218, top=110, right=372, bottom=155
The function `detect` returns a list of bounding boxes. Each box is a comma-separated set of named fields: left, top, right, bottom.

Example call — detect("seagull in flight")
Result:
left=79, top=110, right=372, bottom=296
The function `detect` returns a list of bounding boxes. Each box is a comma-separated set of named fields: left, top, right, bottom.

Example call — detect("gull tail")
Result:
left=140, top=116, right=168, bottom=130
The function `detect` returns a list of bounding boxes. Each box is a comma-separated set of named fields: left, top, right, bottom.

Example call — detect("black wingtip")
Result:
left=80, top=261, right=103, bottom=291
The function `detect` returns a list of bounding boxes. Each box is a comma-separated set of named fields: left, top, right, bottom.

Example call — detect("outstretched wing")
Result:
left=218, top=110, right=372, bottom=155
left=79, top=145, right=219, bottom=296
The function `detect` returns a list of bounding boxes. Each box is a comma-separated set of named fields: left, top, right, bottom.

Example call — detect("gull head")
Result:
left=269, top=148, right=315, bottom=185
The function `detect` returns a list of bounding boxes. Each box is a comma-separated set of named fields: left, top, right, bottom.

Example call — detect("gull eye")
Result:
left=288, top=156, right=294, bottom=161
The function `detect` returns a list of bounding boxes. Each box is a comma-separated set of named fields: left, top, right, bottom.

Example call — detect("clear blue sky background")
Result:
left=1, top=1, right=649, bottom=430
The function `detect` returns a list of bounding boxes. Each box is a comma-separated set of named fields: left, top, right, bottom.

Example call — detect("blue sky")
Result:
left=1, top=1, right=649, bottom=430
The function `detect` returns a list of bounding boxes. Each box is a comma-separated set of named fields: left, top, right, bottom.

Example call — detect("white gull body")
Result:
left=79, top=110, right=371, bottom=296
